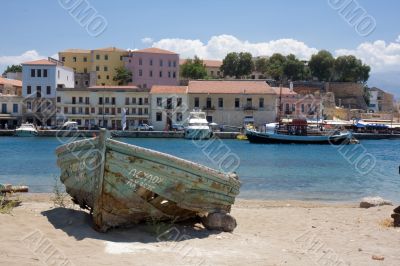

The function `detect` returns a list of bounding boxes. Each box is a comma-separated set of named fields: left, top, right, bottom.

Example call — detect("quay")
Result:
left=0, top=130, right=240, bottom=139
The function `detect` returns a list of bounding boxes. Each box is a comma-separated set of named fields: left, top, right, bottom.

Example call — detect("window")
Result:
left=157, top=97, right=162, bottom=107
left=259, top=98, right=264, bottom=108
left=105, top=55, right=108, bottom=60
left=64, top=107, right=68, bottom=114
left=83, top=57, right=87, bottom=62
left=85, top=81, right=89, bottom=86
left=36, top=86, right=41, bottom=98
left=194, top=97, right=199, bottom=108
left=156, top=112, right=162, bottom=121
left=285, top=103, right=290, bottom=112
left=173, top=61, right=177, bottom=67
left=139, top=58, right=142, bottom=65
left=27, top=86, right=32, bottom=94
left=211, top=71, right=214, bottom=76
left=98, top=97, right=103, bottom=104
left=31, top=69, right=35, bottom=77
left=72, top=97, right=76, bottom=104
left=149, top=70, right=153, bottom=77
left=111, top=97, right=115, bottom=105
left=150, top=59, right=153, bottom=66
left=176, top=112, right=182, bottom=122
left=79, top=97, right=83, bottom=103
left=218, top=98, right=223, bottom=108
left=91, top=107, right=95, bottom=113
left=246, top=98, right=252, bottom=107
left=43, top=69, right=48, bottom=77
left=159, top=71, right=162, bottom=78
left=301, top=104, right=305, bottom=113
left=46, top=86, right=51, bottom=95
left=78, top=107, right=83, bottom=114
left=160, top=60, right=163, bottom=67
left=13, top=104, right=18, bottom=113
left=139, top=69, right=143, bottom=76
left=73, top=57, right=77, bottom=62
left=104, top=66, right=108, bottom=71
left=144, top=98, right=149, bottom=104
left=105, top=97, right=110, bottom=104
left=138, top=98, right=143, bottom=105
left=117, top=108, right=121, bottom=114
left=173, top=72, right=176, bottom=78
left=61, top=57, right=65, bottom=62
left=85, top=107, right=89, bottom=114
left=206, top=97, right=212, bottom=108
left=106, top=75, right=110, bottom=80
left=72, top=107, right=76, bottom=114
left=132, top=98, right=137, bottom=105
left=98, top=107, right=103, bottom=114
left=168, top=71, right=171, bottom=78
left=125, top=97, right=129, bottom=105
left=57, top=96, right=61, bottom=103
left=120, top=56, right=123, bottom=61
left=1, top=104, right=7, bottom=113
left=138, top=108, right=143, bottom=115
left=144, top=108, right=148, bottom=114
left=177, top=97, right=182, bottom=107
left=131, top=108, right=136, bottom=114
left=105, top=107, right=109, bottom=114
left=98, top=75, right=101, bottom=79
left=96, top=66, right=100, bottom=71
left=96, top=54, right=100, bottom=60
left=235, top=98, right=240, bottom=108
left=27, top=102, right=32, bottom=110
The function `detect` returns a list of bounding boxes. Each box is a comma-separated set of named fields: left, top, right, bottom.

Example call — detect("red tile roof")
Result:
left=133, top=47, right=177, bottom=55
left=0, top=77, right=22, bottom=87
left=150, top=86, right=188, bottom=94
left=188, top=80, right=276, bottom=94
left=22, top=59, right=56, bottom=65
left=59, top=49, right=91, bottom=53
left=272, top=87, right=297, bottom=95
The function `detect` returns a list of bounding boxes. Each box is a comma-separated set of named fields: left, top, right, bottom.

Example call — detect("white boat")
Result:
left=15, top=123, right=38, bottom=137
left=184, top=110, right=213, bottom=139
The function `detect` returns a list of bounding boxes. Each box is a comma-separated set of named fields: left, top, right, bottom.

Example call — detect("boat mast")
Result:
left=277, top=84, right=282, bottom=126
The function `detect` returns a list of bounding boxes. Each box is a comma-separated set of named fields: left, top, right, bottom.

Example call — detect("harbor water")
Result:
left=0, top=136, right=399, bottom=202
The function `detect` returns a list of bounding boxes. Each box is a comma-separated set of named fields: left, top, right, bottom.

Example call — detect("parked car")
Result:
left=61, top=121, right=78, bottom=130
left=136, top=124, right=154, bottom=131
left=171, top=123, right=185, bottom=131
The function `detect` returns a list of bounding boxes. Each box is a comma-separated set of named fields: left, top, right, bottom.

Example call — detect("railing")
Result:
left=203, top=106, right=216, bottom=111
left=243, top=105, right=257, bottom=111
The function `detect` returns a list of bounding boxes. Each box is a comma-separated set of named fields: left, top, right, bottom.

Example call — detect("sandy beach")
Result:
left=0, top=194, right=399, bottom=266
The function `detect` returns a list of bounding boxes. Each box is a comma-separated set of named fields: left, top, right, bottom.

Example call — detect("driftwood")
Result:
left=0, top=184, right=29, bottom=193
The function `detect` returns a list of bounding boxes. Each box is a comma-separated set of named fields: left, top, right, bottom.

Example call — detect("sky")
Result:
left=1, top=0, right=400, bottom=95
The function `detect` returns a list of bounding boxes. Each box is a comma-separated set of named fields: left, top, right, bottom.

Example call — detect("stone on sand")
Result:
left=359, top=197, right=393, bottom=208
left=202, top=212, right=237, bottom=232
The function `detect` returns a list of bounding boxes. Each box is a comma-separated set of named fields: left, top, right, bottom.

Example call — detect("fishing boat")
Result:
left=246, top=119, right=353, bottom=144
left=184, top=110, right=213, bottom=139
left=55, top=129, right=240, bottom=232
left=15, top=123, right=38, bottom=137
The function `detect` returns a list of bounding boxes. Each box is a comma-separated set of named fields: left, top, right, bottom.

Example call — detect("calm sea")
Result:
left=0, top=137, right=399, bottom=203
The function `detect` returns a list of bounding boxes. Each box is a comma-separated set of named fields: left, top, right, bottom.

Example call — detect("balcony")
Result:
left=164, top=105, right=174, bottom=110
left=203, top=106, right=216, bottom=111
left=243, top=105, right=257, bottom=111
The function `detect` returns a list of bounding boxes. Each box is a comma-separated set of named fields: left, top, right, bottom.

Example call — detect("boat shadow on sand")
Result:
left=41, top=207, right=220, bottom=243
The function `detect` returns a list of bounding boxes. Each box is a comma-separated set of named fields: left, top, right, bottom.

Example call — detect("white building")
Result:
left=0, top=95, right=23, bottom=128
left=56, top=86, right=150, bottom=129
left=22, top=58, right=74, bottom=126
left=150, top=85, right=189, bottom=130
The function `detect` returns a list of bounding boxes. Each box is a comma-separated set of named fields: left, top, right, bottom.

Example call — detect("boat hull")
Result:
left=246, top=130, right=352, bottom=145
left=15, top=130, right=38, bottom=137
left=184, top=128, right=212, bottom=140
left=56, top=129, right=240, bottom=231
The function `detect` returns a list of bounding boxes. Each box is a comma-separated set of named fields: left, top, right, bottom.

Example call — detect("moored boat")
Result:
left=184, top=110, right=213, bottom=140
left=15, top=123, right=38, bottom=137
left=55, top=129, right=240, bottom=232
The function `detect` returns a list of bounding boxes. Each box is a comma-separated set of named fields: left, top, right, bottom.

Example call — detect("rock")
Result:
left=393, top=206, right=400, bottom=214
left=372, top=255, right=384, bottom=261
left=391, top=213, right=400, bottom=227
left=201, top=212, right=237, bottom=232
left=359, top=197, right=393, bottom=208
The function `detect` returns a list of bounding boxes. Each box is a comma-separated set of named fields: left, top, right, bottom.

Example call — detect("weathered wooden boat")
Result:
left=55, top=129, right=240, bottom=232
left=0, top=184, right=29, bottom=194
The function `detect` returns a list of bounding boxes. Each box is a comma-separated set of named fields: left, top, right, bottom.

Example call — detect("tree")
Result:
left=113, top=67, right=132, bottom=85
left=180, top=56, right=207, bottom=79
left=266, top=53, right=286, bottom=81
left=221, top=52, right=253, bottom=78
left=283, top=54, right=308, bottom=81
left=2, top=64, right=22, bottom=76
left=254, top=57, right=268, bottom=74
left=333, top=55, right=370, bottom=83
left=308, top=50, right=334, bottom=81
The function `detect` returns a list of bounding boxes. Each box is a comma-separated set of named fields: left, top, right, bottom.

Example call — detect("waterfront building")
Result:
left=0, top=77, right=22, bottom=96
left=150, top=85, right=189, bottom=131
left=56, top=86, right=150, bottom=129
left=22, top=58, right=74, bottom=126
left=0, top=95, right=23, bottom=128
left=368, top=87, right=394, bottom=113
left=124, top=48, right=179, bottom=89
left=272, top=87, right=322, bottom=119
left=59, top=47, right=128, bottom=86
left=187, top=80, right=277, bottom=127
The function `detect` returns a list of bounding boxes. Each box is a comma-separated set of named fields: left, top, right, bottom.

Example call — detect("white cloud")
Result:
left=335, top=40, right=400, bottom=72
left=0, top=50, right=44, bottom=67
left=396, top=35, right=400, bottom=42
left=150, top=34, right=318, bottom=60
left=141, top=37, right=154, bottom=44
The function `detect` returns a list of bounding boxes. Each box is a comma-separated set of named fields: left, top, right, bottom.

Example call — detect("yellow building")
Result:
left=59, top=47, right=128, bottom=86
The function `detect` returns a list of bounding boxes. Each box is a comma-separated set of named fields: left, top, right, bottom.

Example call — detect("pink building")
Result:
left=124, top=48, right=179, bottom=89
left=273, top=87, right=322, bottom=119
